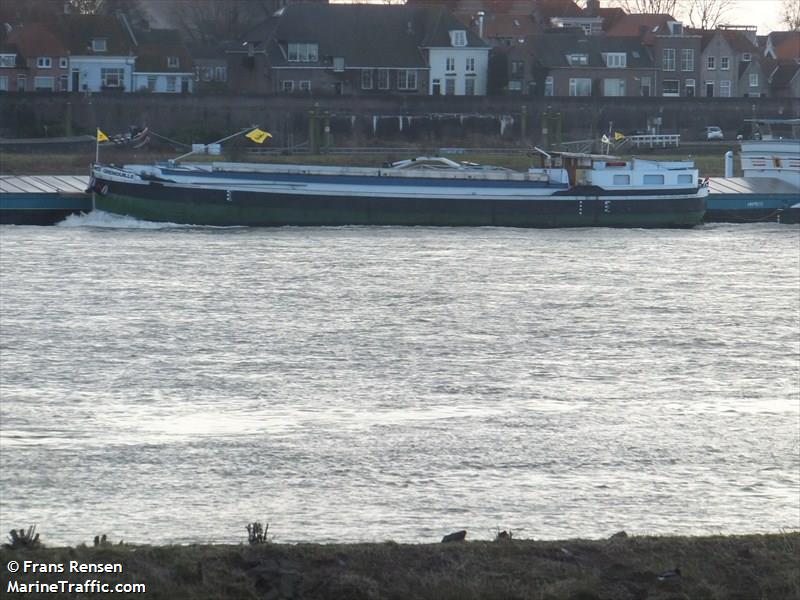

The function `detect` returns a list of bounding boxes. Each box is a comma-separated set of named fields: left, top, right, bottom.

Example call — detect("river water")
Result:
left=1, top=213, right=798, bottom=546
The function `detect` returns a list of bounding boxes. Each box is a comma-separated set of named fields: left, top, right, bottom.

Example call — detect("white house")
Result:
left=131, top=29, right=194, bottom=93
left=424, top=26, right=490, bottom=96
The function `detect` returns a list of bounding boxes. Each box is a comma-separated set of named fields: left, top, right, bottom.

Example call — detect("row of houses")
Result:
left=0, top=0, right=798, bottom=98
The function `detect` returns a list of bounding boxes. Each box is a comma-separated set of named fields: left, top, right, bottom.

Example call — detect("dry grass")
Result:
left=1, top=532, right=797, bottom=599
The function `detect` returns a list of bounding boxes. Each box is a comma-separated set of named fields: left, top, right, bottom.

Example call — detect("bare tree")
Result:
left=781, top=0, right=800, bottom=30
left=686, top=0, right=738, bottom=30
left=167, top=0, right=274, bottom=43
left=610, top=0, right=681, bottom=14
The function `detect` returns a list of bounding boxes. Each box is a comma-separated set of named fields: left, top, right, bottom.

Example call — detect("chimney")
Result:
left=586, top=0, right=600, bottom=16
left=477, top=11, right=485, bottom=39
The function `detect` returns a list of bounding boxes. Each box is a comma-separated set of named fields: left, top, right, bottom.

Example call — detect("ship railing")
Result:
left=626, top=134, right=681, bottom=149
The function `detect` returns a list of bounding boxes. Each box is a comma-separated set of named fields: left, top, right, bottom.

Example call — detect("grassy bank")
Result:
left=1, top=532, right=797, bottom=599
left=0, top=149, right=731, bottom=177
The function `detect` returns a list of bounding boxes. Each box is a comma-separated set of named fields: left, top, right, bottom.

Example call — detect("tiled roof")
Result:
left=770, top=62, right=800, bottom=88
left=720, top=29, right=758, bottom=54
left=254, top=4, right=486, bottom=70
left=605, top=13, right=674, bottom=39
left=529, top=32, right=653, bottom=68
left=52, top=14, right=134, bottom=56
left=533, top=0, right=583, bottom=21
left=769, top=31, right=799, bottom=61
left=134, top=29, right=193, bottom=73
left=5, top=22, right=67, bottom=57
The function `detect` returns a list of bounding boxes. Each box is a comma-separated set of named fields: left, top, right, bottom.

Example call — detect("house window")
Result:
left=603, top=78, right=625, bottom=96
left=450, top=30, right=467, bottom=47
left=509, top=80, right=522, bottom=91
left=92, top=38, right=107, bottom=52
left=378, top=69, right=389, bottom=90
left=681, top=49, right=694, bottom=71
left=445, top=57, right=455, bottom=72
left=299, top=80, right=311, bottom=92
left=214, top=66, right=227, bottom=81
left=59, top=74, right=68, bottom=90
left=604, top=53, right=626, bottom=68
left=720, top=79, right=731, bottom=97
left=287, top=43, right=318, bottom=62
left=742, top=53, right=751, bottom=62
left=37, top=57, right=52, bottom=68
left=465, top=78, right=475, bottom=95
left=101, top=68, right=124, bottom=88
left=466, top=57, right=476, bottom=73
left=643, top=174, right=665, bottom=184
left=445, top=77, right=455, bottom=95
left=59, top=57, right=68, bottom=69
left=662, top=79, right=679, bottom=96
left=167, top=56, right=180, bottom=68
left=17, top=75, right=26, bottom=90
left=567, top=54, right=588, bottom=66
left=333, top=57, right=344, bottom=72
left=166, top=76, right=176, bottom=92
left=0, top=54, right=15, bottom=67
left=544, top=76, right=554, bottom=96
left=750, top=73, right=758, bottom=87
left=569, top=77, right=591, bottom=96
left=641, top=76, right=651, bottom=96
left=707, top=56, right=715, bottom=70
left=613, top=174, right=630, bottom=184
left=281, top=80, right=294, bottom=92
left=720, top=56, right=729, bottom=70
left=147, top=75, right=156, bottom=91
left=510, top=60, right=523, bottom=77
left=685, top=78, right=695, bottom=96
left=361, top=69, right=373, bottom=89
left=397, top=69, right=417, bottom=90
left=0, top=76, right=7, bottom=91
left=34, top=76, right=54, bottom=91
left=663, top=48, right=675, bottom=71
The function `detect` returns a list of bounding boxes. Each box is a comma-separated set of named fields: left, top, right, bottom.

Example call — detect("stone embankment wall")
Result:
left=1, top=93, right=798, bottom=148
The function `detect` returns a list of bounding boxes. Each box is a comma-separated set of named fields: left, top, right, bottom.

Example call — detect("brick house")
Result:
left=699, top=26, right=766, bottom=97
left=528, top=32, right=656, bottom=97
left=0, top=42, right=26, bottom=92
left=132, top=29, right=194, bottom=93
left=4, top=22, right=71, bottom=92
left=232, top=3, right=489, bottom=96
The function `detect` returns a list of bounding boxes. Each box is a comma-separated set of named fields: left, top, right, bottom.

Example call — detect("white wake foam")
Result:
left=56, top=210, right=193, bottom=229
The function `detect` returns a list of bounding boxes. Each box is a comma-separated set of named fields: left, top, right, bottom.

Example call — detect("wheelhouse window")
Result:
left=101, top=67, right=124, bottom=88
left=569, top=77, right=591, bottom=96
left=613, top=174, right=630, bottom=184
left=287, top=43, right=318, bottom=62
left=643, top=174, right=664, bottom=184
left=397, top=69, right=417, bottom=90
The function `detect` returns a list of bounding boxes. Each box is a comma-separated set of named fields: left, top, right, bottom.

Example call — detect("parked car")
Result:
left=706, top=126, right=724, bottom=140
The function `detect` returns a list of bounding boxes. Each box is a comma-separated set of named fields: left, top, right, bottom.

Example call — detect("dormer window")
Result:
left=0, top=54, right=17, bottom=68
left=450, top=30, right=467, bottom=47
left=167, top=56, right=180, bottom=68
left=567, top=53, right=588, bottom=66
left=287, top=42, right=318, bottom=62
left=742, top=53, right=751, bottom=62
left=604, top=53, right=626, bottom=68
left=92, top=38, right=107, bottom=52
left=668, top=21, right=682, bottom=35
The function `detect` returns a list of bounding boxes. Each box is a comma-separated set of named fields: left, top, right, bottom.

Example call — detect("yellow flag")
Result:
left=245, top=128, right=272, bottom=144
left=97, top=128, right=109, bottom=143
left=614, top=131, right=625, bottom=141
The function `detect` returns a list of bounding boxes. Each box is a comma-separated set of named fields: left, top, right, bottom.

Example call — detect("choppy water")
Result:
left=1, top=212, right=798, bottom=546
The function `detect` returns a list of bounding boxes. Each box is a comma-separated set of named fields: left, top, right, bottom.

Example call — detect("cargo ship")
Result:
left=89, top=149, right=707, bottom=228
